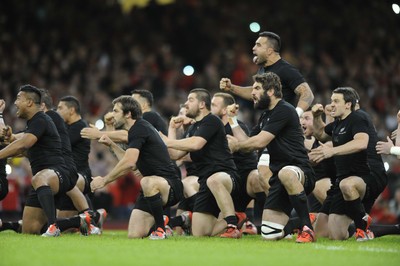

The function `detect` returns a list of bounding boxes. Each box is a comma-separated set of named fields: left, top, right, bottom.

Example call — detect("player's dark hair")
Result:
left=333, top=87, right=358, bottom=111
left=345, top=87, right=360, bottom=104
left=259, top=31, right=281, bottom=52
left=38, top=88, right=53, bottom=109
left=131, top=89, right=154, bottom=107
left=60, top=96, right=81, bottom=114
left=19, top=84, right=41, bottom=105
left=112, top=95, right=142, bottom=119
left=213, top=92, right=236, bottom=107
left=190, top=88, right=211, bottom=110
left=253, top=72, right=283, bottom=98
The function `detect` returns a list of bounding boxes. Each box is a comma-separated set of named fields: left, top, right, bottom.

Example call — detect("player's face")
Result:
left=330, top=93, right=350, bottom=119
left=14, top=92, right=29, bottom=119
left=211, top=96, right=225, bottom=118
left=56, top=101, right=70, bottom=122
left=184, top=93, right=201, bottom=119
left=252, top=81, right=270, bottom=110
left=112, top=103, right=126, bottom=129
left=252, top=37, right=270, bottom=65
left=300, top=111, right=314, bottom=137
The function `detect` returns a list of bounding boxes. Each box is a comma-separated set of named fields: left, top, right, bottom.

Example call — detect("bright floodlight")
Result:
left=249, top=22, right=261, bottom=33
left=183, top=65, right=194, bottom=76
left=95, top=119, right=105, bottom=130
left=6, top=164, right=12, bottom=175
left=384, top=161, right=390, bottom=172
left=393, top=3, right=400, bottom=14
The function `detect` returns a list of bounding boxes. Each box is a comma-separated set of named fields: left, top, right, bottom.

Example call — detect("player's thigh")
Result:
left=21, top=206, right=47, bottom=234
left=314, top=213, right=329, bottom=238
left=328, top=213, right=352, bottom=240
left=246, top=169, right=262, bottom=196
left=128, top=209, right=154, bottom=238
left=262, top=209, right=289, bottom=226
left=192, top=212, right=217, bottom=237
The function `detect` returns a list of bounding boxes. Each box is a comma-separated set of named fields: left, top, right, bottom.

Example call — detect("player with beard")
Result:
left=220, top=31, right=314, bottom=213
left=90, top=96, right=183, bottom=240
left=161, top=88, right=243, bottom=238
left=228, top=72, right=316, bottom=243
left=211, top=92, right=266, bottom=233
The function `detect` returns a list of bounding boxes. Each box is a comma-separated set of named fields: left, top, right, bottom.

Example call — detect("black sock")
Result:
left=85, top=194, right=94, bottom=210
left=245, top=208, right=254, bottom=222
left=369, top=224, right=400, bottom=237
left=169, top=216, right=184, bottom=228
left=254, top=192, right=267, bottom=224
left=348, top=223, right=356, bottom=236
left=283, top=217, right=301, bottom=236
left=57, top=216, right=81, bottom=232
left=344, top=198, right=366, bottom=230
left=36, top=186, right=57, bottom=225
left=185, top=194, right=197, bottom=211
left=0, top=221, right=21, bottom=233
left=145, top=193, right=164, bottom=230
left=224, top=215, right=238, bottom=227
left=289, top=191, right=312, bottom=229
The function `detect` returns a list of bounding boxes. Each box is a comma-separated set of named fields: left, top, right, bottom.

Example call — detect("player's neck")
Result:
left=125, top=119, right=136, bottom=130
left=220, top=115, right=229, bottom=125
left=68, top=114, right=81, bottom=125
left=26, top=109, right=40, bottom=120
left=195, top=110, right=210, bottom=121
left=264, top=54, right=281, bottom=67
left=268, top=98, right=281, bottom=110
left=339, top=110, right=352, bottom=120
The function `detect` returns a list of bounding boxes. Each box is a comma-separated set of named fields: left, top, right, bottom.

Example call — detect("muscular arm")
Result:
left=91, top=148, right=138, bottom=191
left=0, top=133, right=37, bottom=159
left=294, top=82, right=314, bottom=113
left=312, top=104, right=331, bottom=142
left=220, top=77, right=253, bottom=101
left=166, top=136, right=207, bottom=152
left=232, top=131, right=274, bottom=153
left=332, top=133, right=369, bottom=156
left=81, top=126, right=128, bottom=143
left=229, top=85, right=253, bottom=101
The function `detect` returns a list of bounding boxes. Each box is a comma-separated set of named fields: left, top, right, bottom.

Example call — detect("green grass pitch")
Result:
left=1, top=231, right=399, bottom=266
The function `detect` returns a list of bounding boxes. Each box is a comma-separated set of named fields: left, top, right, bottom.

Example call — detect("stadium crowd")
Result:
left=0, top=0, right=399, bottom=226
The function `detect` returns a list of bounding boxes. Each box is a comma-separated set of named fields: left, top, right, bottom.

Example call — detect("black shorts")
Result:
left=25, top=167, right=73, bottom=208
left=264, top=166, right=315, bottom=216
left=134, top=178, right=183, bottom=214
left=194, top=171, right=241, bottom=218
left=320, top=171, right=387, bottom=215
left=319, top=183, right=342, bottom=215
left=235, top=168, right=255, bottom=212
left=78, top=168, right=92, bottom=195
left=362, top=169, right=387, bottom=213
left=308, top=193, right=322, bottom=213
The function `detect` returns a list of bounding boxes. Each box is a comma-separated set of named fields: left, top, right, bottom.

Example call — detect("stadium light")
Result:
left=6, top=164, right=12, bottom=175
left=249, top=22, right=261, bottom=33
left=95, top=119, right=105, bottom=130
left=183, top=65, right=194, bottom=76
left=393, top=3, right=400, bottom=14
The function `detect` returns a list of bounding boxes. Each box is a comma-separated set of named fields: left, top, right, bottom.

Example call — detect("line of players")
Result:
left=1, top=30, right=399, bottom=241
left=0, top=88, right=106, bottom=237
